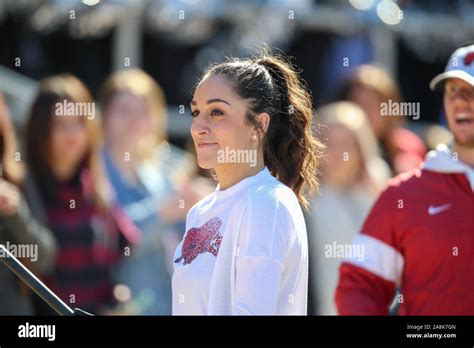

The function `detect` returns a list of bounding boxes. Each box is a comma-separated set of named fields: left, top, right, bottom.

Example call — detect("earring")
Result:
left=209, top=168, right=219, bottom=182
left=251, top=133, right=257, bottom=140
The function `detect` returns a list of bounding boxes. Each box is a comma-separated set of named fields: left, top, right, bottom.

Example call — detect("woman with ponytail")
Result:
left=172, top=50, right=323, bottom=315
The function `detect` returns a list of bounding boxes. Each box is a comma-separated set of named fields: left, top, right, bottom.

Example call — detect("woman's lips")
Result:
left=197, top=142, right=218, bottom=148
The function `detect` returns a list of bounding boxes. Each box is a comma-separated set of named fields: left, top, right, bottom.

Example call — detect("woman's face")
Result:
left=190, top=74, right=256, bottom=170
left=49, top=114, right=88, bottom=169
left=104, top=92, right=154, bottom=151
left=323, top=123, right=363, bottom=188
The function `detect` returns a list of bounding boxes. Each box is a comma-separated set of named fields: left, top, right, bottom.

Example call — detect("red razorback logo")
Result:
left=464, top=52, right=474, bottom=66
left=174, top=217, right=223, bottom=265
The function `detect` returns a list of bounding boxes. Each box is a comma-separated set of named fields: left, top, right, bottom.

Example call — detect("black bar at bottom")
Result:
left=0, top=316, right=473, bottom=346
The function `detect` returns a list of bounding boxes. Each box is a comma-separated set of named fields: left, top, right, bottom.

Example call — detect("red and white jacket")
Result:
left=335, top=144, right=474, bottom=315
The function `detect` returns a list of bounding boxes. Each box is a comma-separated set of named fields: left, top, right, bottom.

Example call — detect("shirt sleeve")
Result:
left=232, top=193, right=291, bottom=315
left=1, top=195, right=57, bottom=274
left=335, top=185, right=403, bottom=315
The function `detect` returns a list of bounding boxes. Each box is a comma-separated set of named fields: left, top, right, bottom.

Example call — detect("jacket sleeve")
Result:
left=232, top=195, right=289, bottom=315
left=335, top=186, right=404, bottom=315
left=1, top=195, right=57, bottom=274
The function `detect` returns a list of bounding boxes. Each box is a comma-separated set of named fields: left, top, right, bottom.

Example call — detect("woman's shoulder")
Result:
left=247, top=176, right=301, bottom=214
left=236, top=179, right=306, bottom=259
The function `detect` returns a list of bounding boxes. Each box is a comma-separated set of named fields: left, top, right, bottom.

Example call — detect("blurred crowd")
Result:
left=0, top=61, right=450, bottom=315
left=0, top=69, right=214, bottom=315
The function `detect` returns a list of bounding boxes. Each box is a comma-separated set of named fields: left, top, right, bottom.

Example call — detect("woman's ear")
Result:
left=255, top=112, right=270, bottom=135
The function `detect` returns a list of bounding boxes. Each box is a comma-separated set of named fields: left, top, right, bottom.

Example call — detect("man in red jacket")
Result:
left=335, top=44, right=474, bottom=315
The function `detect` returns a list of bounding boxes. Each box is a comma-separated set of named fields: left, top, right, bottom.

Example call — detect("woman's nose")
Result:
left=190, top=115, right=209, bottom=136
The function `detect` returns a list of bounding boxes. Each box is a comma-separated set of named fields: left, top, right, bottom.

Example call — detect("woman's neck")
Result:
left=214, top=162, right=265, bottom=190
left=50, top=161, right=79, bottom=182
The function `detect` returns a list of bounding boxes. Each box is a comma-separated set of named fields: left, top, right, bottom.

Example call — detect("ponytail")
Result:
left=201, top=51, right=323, bottom=210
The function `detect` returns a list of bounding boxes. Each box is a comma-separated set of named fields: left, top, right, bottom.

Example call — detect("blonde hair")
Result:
left=349, top=65, right=401, bottom=103
left=317, top=101, right=390, bottom=192
left=100, top=69, right=167, bottom=159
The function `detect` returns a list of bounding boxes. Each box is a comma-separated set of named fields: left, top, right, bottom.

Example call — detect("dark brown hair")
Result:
left=25, top=74, right=110, bottom=205
left=200, top=51, right=323, bottom=210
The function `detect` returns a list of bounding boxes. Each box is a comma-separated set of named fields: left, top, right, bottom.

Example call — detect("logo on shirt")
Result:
left=464, top=51, right=474, bottom=66
left=428, top=203, right=452, bottom=215
left=174, top=217, right=223, bottom=265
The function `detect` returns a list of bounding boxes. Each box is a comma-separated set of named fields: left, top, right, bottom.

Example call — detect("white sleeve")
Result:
left=233, top=194, right=291, bottom=315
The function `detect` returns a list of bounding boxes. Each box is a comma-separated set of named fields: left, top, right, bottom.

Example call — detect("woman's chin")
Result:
left=197, top=158, right=217, bottom=170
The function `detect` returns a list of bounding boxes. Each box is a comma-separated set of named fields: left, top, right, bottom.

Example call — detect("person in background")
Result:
left=0, top=93, right=56, bottom=315
left=99, top=69, right=206, bottom=315
left=173, top=51, right=322, bottom=315
left=24, top=75, right=133, bottom=315
left=337, top=65, right=426, bottom=174
left=308, top=102, right=389, bottom=315
left=336, top=44, right=474, bottom=315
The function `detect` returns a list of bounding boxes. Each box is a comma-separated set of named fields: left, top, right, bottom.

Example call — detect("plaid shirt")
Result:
left=36, top=167, right=137, bottom=314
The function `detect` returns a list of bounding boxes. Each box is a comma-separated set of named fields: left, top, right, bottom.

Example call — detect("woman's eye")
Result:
left=210, top=109, right=224, bottom=116
left=190, top=110, right=198, bottom=118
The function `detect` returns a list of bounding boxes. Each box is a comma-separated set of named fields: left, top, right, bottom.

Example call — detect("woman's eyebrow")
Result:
left=191, top=98, right=231, bottom=106
left=206, top=98, right=231, bottom=106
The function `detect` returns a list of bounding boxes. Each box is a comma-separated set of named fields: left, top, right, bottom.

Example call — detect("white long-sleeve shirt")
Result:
left=172, top=167, right=308, bottom=315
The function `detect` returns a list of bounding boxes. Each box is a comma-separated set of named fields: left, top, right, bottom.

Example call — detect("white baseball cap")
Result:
left=430, top=44, right=474, bottom=91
